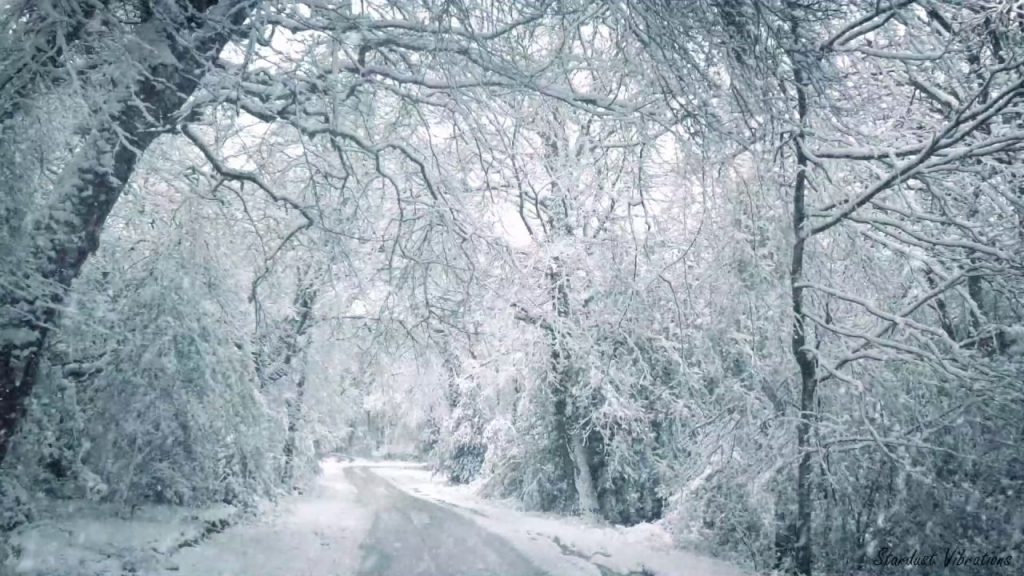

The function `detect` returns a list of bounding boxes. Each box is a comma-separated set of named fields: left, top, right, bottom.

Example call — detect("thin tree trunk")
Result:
left=277, top=270, right=316, bottom=485
left=282, top=369, right=306, bottom=486
left=0, top=0, right=256, bottom=465
left=441, top=347, right=462, bottom=410
left=789, top=51, right=817, bottom=576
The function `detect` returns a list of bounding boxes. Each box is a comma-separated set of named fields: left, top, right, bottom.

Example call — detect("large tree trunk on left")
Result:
left=0, top=0, right=256, bottom=465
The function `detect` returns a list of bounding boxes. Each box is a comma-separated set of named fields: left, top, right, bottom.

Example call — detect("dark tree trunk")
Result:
left=277, top=269, right=317, bottom=485
left=0, top=0, right=257, bottom=465
left=547, top=263, right=578, bottom=509
left=788, top=32, right=816, bottom=576
left=546, top=259, right=599, bottom=515
left=282, top=371, right=306, bottom=485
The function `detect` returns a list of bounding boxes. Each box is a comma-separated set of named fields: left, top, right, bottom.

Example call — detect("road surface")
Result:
left=161, top=463, right=549, bottom=576
left=346, top=466, right=546, bottom=576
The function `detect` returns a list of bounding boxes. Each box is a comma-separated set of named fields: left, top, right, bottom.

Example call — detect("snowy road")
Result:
left=346, top=466, right=545, bottom=576
left=158, top=461, right=546, bottom=576
left=145, top=460, right=743, bottom=576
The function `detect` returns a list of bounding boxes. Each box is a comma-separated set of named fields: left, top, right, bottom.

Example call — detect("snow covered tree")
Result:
left=1, top=0, right=257, bottom=464
left=2, top=4, right=1022, bottom=576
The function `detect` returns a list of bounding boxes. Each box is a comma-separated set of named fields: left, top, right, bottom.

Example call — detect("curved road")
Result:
left=346, top=466, right=546, bottom=576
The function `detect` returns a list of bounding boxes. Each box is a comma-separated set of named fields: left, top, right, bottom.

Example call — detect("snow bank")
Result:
left=3, top=499, right=240, bottom=575
left=3, top=459, right=374, bottom=576
left=369, top=465, right=748, bottom=576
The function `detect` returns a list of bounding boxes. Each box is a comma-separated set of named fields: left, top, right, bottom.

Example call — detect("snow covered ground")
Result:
left=2, top=459, right=746, bottom=576
left=3, top=499, right=240, bottom=575
left=2, top=460, right=372, bottom=576
left=156, top=460, right=373, bottom=576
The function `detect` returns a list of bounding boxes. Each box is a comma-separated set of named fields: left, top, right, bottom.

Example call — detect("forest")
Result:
left=1, top=1, right=1022, bottom=575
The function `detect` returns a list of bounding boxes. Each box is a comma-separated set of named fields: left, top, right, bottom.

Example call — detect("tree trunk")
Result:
left=276, top=269, right=317, bottom=485
left=441, top=347, right=462, bottom=409
left=569, top=432, right=599, bottom=515
left=547, top=258, right=599, bottom=515
left=0, top=0, right=256, bottom=465
left=789, top=50, right=817, bottom=576
left=282, top=369, right=306, bottom=486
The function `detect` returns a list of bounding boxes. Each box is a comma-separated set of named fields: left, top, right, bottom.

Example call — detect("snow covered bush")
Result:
left=0, top=475, right=31, bottom=532
left=481, top=379, right=578, bottom=513
left=6, top=234, right=284, bottom=508
left=434, top=377, right=488, bottom=484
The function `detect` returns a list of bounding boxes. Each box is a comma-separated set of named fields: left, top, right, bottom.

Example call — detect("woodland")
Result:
left=1, top=1, right=1023, bottom=575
